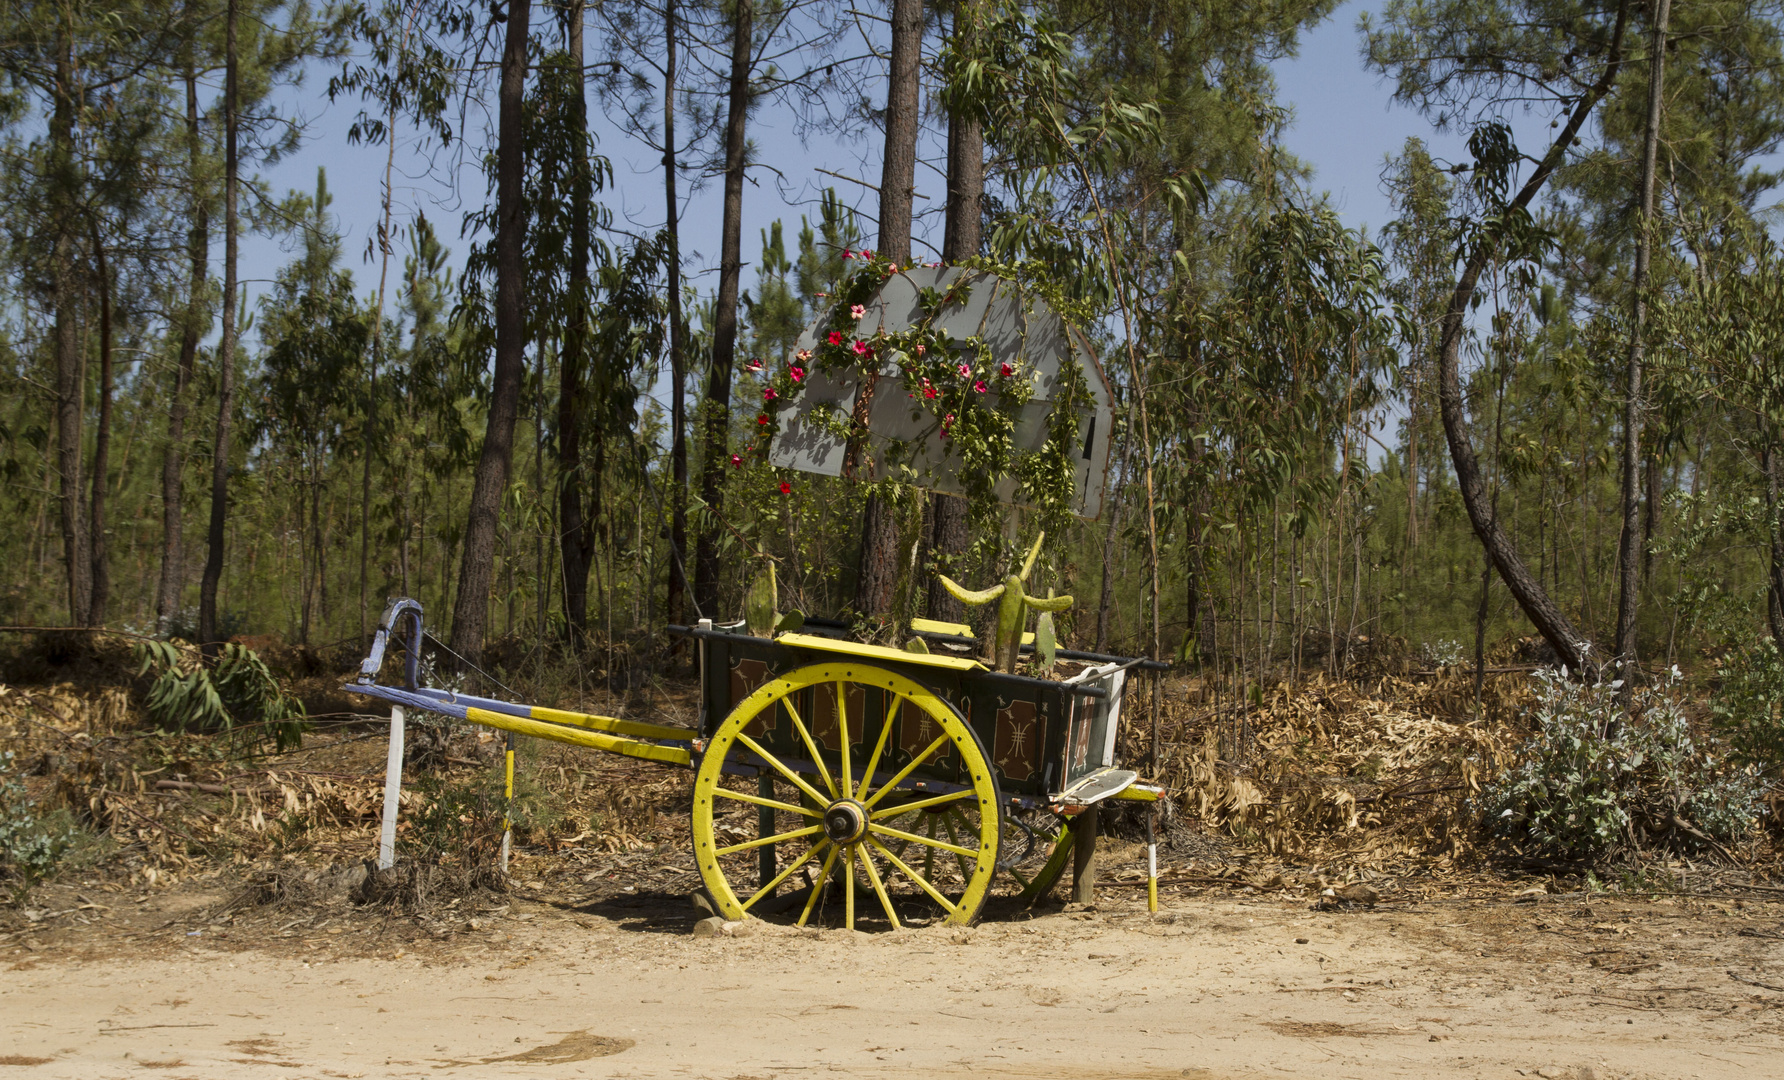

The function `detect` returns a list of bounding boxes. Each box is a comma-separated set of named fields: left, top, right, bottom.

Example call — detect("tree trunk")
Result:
left=1614, top=0, right=1670, bottom=673
left=854, top=0, right=923, bottom=618
left=1434, top=0, right=1630, bottom=676
left=50, top=31, right=91, bottom=627
left=923, top=6, right=982, bottom=623
left=88, top=219, right=114, bottom=627
left=560, top=0, right=598, bottom=641
left=199, top=0, right=241, bottom=657
left=663, top=0, right=689, bottom=626
left=157, top=62, right=208, bottom=636
left=448, top=0, right=532, bottom=669
left=693, top=0, right=752, bottom=618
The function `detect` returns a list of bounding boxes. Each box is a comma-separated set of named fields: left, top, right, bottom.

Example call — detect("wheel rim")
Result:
left=691, top=662, right=1001, bottom=929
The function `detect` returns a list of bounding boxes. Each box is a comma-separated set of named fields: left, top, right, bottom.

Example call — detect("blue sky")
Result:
left=242, top=2, right=1445, bottom=322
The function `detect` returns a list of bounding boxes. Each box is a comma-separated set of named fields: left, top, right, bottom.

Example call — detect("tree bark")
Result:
left=663, top=0, right=689, bottom=626
left=88, top=219, right=114, bottom=627
left=50, top=29, right=91, bottom=627
left=854, top=0, right=923, bottom=618
left=1614, top=0, right=1671, bottom=673
left=560, top=0, right=598, bottom=640
left=1434, top=0, right=1631, bottom=676
left=157, top=61, right=208, bottom=636
left=694, top=0, right=752, bottom=617
left=199, top=0, right=241, bottom=657
left=923, top=4, right=982, bottom=623
left=449, top=0, right=533, bottom=668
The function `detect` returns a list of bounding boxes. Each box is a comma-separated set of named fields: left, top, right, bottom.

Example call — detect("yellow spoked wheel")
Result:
left=691, top=662, right=1001, bottom=929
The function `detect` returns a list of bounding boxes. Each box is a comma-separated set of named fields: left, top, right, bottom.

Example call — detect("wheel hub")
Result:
left=822, top=799, right=869, bottom=845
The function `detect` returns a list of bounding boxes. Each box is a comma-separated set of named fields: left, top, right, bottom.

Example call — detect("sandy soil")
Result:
left=4, top=877, right=1782, bottom=1080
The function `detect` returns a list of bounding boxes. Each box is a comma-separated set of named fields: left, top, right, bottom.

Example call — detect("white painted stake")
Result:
left=378, top=705, right=406, bottom=869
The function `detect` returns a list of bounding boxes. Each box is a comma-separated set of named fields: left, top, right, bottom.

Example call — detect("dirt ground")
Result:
left=5, top=869, right=1783, bottom=1080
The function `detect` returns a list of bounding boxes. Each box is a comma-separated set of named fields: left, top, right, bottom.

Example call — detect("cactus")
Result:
left=744, top=561, right=805, bottom=637
left=937, top=532, right=1073, bottom=672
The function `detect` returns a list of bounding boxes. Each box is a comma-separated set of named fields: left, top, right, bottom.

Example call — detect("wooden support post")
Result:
left=758, top=772, right=776, bottom=891
left=501, top=731, right=516, bottom=873
left=377, top=705, right=405, bottom=869
left=1071, top=804, right=1098, bottom=905
left=1145, top=803, right=1158, bottom=913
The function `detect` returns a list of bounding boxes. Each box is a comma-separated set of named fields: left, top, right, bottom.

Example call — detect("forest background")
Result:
left=5, top=0, right=1784, bottom=731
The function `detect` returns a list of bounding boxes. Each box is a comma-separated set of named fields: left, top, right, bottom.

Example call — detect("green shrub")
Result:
left=1709, top=638, right=1784, bottom=775
left=1481, top=666, right=1765, bottom=860
left=0, top=751, right=77, bottom=885
left=135, top=641, right=306, bottom=752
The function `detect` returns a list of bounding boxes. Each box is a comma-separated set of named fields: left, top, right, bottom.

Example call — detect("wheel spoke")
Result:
left=715, top=823, right=823, bottom=857
left=855, top=694, right=901, bottom=800
left=740, top=839, right=829, bottom=912
left=836, top=683, right=852, bottom=796
left=797, top=843, right=840, bottom=928
left=868, top=837, right=957, bottom=915
left=782, top=698, right=837, bottom=798
left=713, top=786, right=822, bottom=819
left=844, top=844, right=856, bottom=931
left=863, top=733, right=951, bottom=809
left=869, top=821, right=978, bottom=858
left=869, top=790, right=969, bottom=819
left=922, top=810, right=937, bottom=881
left=941, top=806, right=975, bottom=884
left=736, top=732, right=831, bottom=808
left=856, top=842, right=901, bottom=930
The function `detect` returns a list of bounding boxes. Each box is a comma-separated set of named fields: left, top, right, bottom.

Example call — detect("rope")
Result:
left=420, top=630, right=523, bottom=701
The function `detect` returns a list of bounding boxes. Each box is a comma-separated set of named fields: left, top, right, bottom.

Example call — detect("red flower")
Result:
left=779, top=481, right=792, bottom=495
left=763, top=387, right=778, bottom=402
left=729, top=453, right=743, bottom=468
left=999, top=362, right=1014, bottom=378
left=842, top=249, right=854, bottom=260
left=789, top=366, right=805, bottom=382
left=746, top=358, right=763, bottom=372
left=974, top=380, right=988, bottom=393
left=757, top=414, right=770, bottom=426
left=860, top=249, right=874, bottom=260
left=827, top=330, right=844, bottom=346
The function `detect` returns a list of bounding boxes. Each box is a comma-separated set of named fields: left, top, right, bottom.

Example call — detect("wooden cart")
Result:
left=348, top=599, right=1166, bottom=929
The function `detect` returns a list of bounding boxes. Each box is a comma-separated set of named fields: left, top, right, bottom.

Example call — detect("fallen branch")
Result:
left=1729, top=971, right=1784, bottom=992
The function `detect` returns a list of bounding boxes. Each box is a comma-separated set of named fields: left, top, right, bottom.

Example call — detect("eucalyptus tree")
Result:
left=0, top=1, right=185, bottom=626
left=1363, top=0, right=1641, bottom=674
left=253, top=169, right=370, bottom=644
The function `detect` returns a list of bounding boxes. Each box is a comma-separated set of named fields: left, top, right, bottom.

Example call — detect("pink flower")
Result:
left=940, top=412, right=956, bottom=439
left=921, top=378, right=937, bottom=400
left=887, top=263, right=898, bottom=273
left=796, top=349, right=812, bottom=362
left=729, top=453, right=742, bottom=468
left=828, top=331, right=844, bottom=346
left=850, top=304, right=866, bottom=320
left=779, top=481, right=792, bottom=495
left=789, top=366, right=805, bottom=382
left=999, top=362, right=1014, bottom=378
left=974, top=380, right=988, bottom=393
left=852, top=339, right=871, bottom=356
left=915, top=343, right=925, bottom=356
left=957, top=363, right=972, bottom=377
left=763, top=387, right=778, bottom=402
left=746, top=358, right=763, bottom=372
left=843, top=249, right=854, bottom=260
left=860, top=249, right=874, bottom=260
